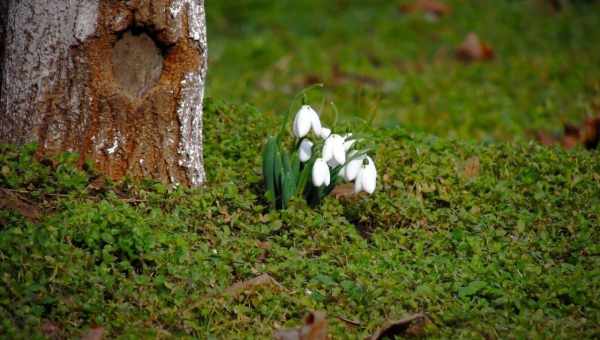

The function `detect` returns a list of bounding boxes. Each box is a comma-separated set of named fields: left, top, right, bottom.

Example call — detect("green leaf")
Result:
left=297, top=158, right=315, bottom=195
left=458, top=280, right=487, bottom=298
left=262, top=137, right=278, bottom=208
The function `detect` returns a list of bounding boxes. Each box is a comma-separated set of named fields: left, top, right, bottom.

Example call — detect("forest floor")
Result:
left=1, top=0, right=600, bottom=339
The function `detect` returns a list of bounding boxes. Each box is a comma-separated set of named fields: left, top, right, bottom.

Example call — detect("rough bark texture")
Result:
left=0, top=0, right=207, bottom=187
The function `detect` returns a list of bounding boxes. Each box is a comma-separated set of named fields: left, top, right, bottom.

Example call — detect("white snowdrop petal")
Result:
left=292, top=115, right=300, bottom=137
left=312, top=158, right=330, bottom=187
left=322, top=137, right=334, bottom=162
left=354, top=169, right=364, bottom=193
left=344, top=158, right=363, bottom=181
left=311, top=115, right=322, bottom=136
left=293, top=106, right=313, bottom=138
left=305, top=106, right=322, bottom=135
left=325, top=134, right=345, bottom=165
left=333, top=144, right=346, bottom=165
left=299, top=139, right=313, bottom=162
left=319, top=127, right=331, bottom=139
left=363, top=165, right=377, bottom=194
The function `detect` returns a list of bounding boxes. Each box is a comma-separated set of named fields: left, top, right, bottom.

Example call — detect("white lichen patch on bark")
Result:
left=170, top=0, right=207, bottom=186
left=176, top=72, right=206, bottom=186
left=105, top=130, right=124, bottom=156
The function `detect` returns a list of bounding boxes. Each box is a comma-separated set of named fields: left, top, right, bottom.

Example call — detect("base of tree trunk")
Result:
left=1, top=0, right=207, bottom=187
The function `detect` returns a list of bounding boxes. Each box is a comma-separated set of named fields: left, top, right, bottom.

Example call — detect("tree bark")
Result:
left=0, top=0, right=207, bottom=187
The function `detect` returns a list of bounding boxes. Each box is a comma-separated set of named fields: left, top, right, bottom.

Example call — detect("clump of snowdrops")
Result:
left=262, top=93, right=377, bottom=210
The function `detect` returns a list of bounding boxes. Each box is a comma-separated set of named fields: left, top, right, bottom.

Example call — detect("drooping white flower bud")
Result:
left=293, top=105, right=321, bottom=138
left=298, top=139, right=314, bottom=162
left=322, top=134, right=346, bottom=166
left=319, top=127, right=331, bottom=140
left=312, top=158, right=330, bottom=187
left=344, top=154, right=364, bottom=181
left=354, top=157, right=377, bottom=194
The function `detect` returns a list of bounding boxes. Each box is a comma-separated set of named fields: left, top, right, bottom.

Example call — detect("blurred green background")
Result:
left=206, top=0, right=600, bottom=142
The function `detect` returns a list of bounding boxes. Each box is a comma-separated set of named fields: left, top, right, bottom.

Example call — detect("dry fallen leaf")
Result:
left=463, top=156, right=480, bottom=178
left=225, top=273, right=285, bottom=298
left=331, top=64, right=382, bottom=87
left=535, top=114, right=600, bottom=150
left=41, top=320, right=61, bottom=338
left=274, top=311, right=328, bottom=340
left=256, top=241, right=272, bottom=250
left=399, top=0, right=451, bottom=18
left=0, top=188, right=40, bottom=222
left=81, top=326, right=104, bottom=340
left=536, top=130, right=557, bottom=146
left=581, top=115, right=600, bottom=149
left=369, top=313, right=431, bottom=339
left=331, top=183, right=356, bottom=199
left=456, top=33, right=494, bottom=62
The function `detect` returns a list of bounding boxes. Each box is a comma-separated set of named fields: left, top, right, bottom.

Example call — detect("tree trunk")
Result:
left=0, top=0, right=207, bottom=187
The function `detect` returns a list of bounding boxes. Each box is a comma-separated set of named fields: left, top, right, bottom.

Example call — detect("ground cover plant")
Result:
left=2, top=0, right=600, bottom=339
left=1, top=100, right=599, bottom=338
left=207, top=0, right=600, bottom=142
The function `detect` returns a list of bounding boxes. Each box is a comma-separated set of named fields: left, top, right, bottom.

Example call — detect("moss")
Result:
left=1, top=101, right=598, bottom=338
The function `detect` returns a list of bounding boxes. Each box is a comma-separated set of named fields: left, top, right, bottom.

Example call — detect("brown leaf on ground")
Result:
left=536, top=131, right=557, bottom=146
left=399, top=0, right=452, bottom=18
left=256, top=241, right=271, bottom=263
left=534, top=0, right=567, bottom=13
left=274, top=311, right=328, bottom=340
left=256, top=241, right=271, bottom=249
left=456, top=33, right=494, bottom=62
left=562, top=123, right=581, bottom=149
left=0, top=188, right=40, bottom=222
left=225, top=273, right=285, bottom=298
left=369, top=313, right=431, bottom=339
left=303, top=74, right=323, bottom=87
left=331, top=183, right=356, bottom=199
left=535, top=114, right=600, bottom=150
left=463, top=156, right=480, bottom=178
left=41, top=320, right=61, bottom=338
left=581, top=115, right=600, bottom=149
left=331, top=64, right=382, bottom=87
left=81, top=327, right=104, bottom=340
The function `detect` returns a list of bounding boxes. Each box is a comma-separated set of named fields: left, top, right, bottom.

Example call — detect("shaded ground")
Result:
left=207, top=0, right=600, bottom=142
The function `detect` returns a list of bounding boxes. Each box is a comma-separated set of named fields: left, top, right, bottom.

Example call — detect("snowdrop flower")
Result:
left=322, top=134, right=346, bottom=165
left=293, top=105, right=322, bottom=138
left=312, top=158, right=330, bottom=187
left=319, top=127, right=331, bottom=140
left=343, top=153, right=365, bottom=181
left=298, top=139, right=314, bottom=162
left=354, top=158, right=377, bottom=194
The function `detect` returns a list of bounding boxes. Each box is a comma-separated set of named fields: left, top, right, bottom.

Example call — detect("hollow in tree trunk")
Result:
left=0, top=0, right=207, bottom=187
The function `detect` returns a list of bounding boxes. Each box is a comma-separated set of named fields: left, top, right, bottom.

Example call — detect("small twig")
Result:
left=336, top=315, right=361, bottom=326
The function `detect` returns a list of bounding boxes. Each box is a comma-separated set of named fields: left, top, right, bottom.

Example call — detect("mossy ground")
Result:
left=207, top=0, right=600, bottom=142
left=1, top=101, right=599, bottom=338
left=2, top=1, right=600, bottom=339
